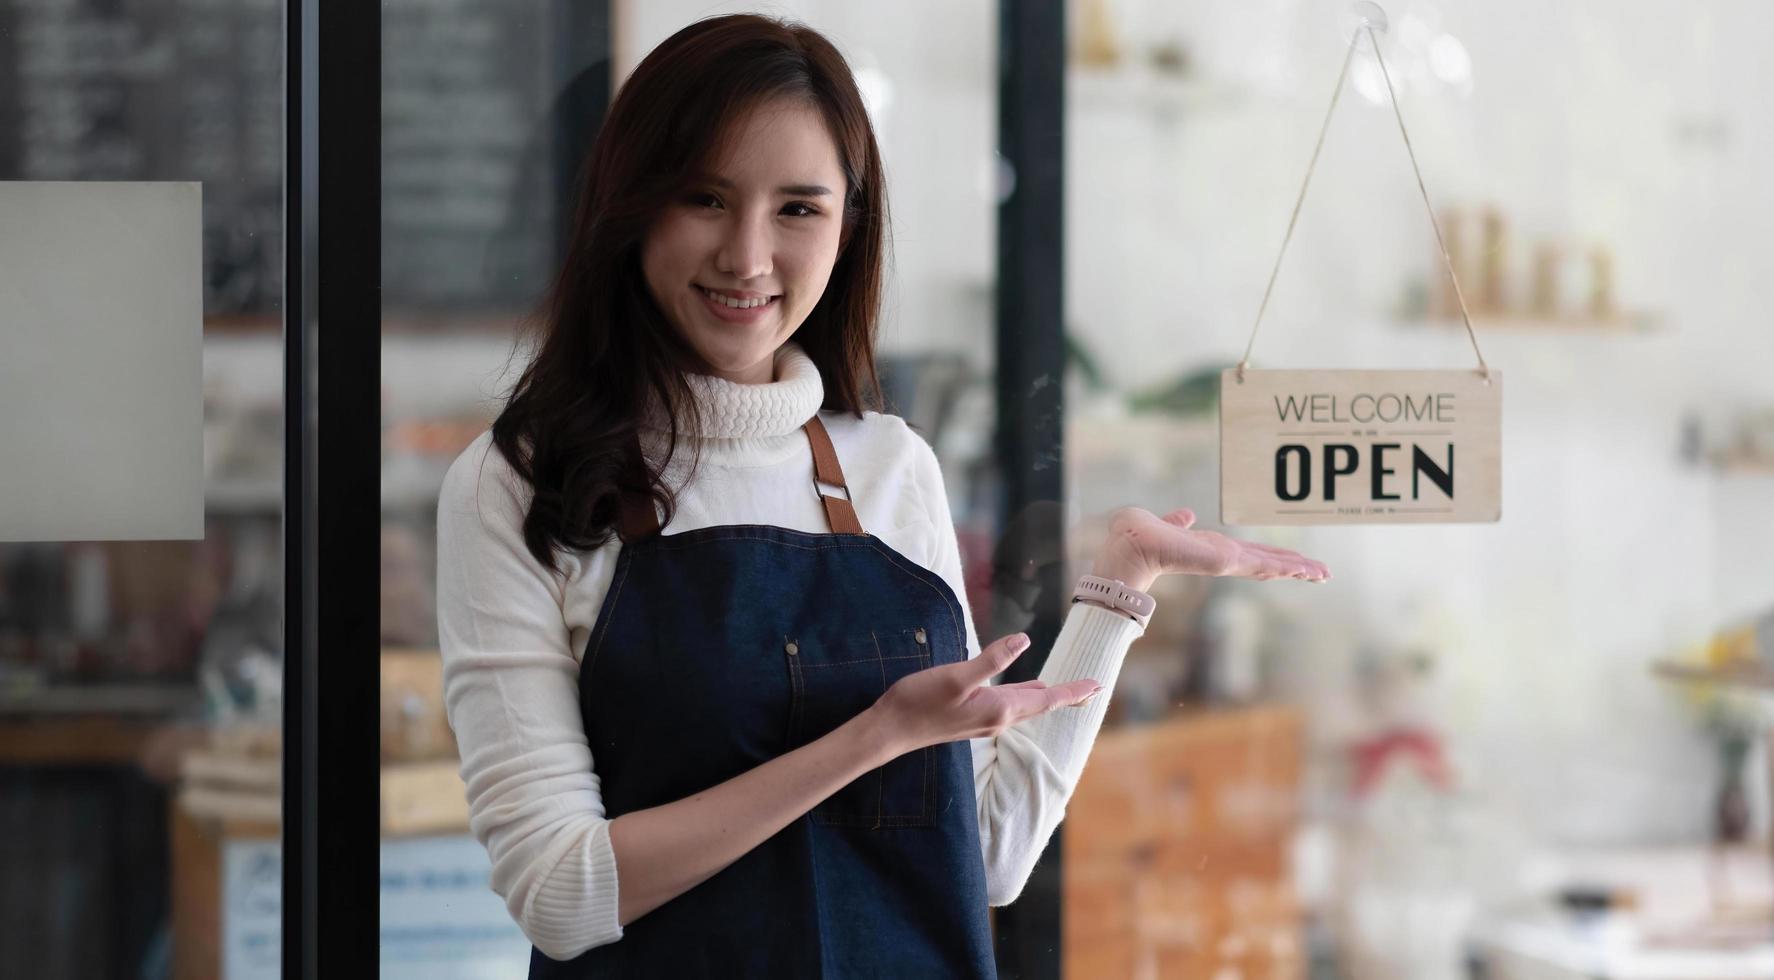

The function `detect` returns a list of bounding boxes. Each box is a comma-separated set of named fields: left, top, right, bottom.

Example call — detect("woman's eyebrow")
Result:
left=701, top=175, right=833, bottom=196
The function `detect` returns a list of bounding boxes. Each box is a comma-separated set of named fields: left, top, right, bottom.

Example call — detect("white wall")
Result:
left=1066, top=0, right=1774, bottom=844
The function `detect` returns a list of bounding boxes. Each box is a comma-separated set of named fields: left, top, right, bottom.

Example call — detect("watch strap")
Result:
left=1071, top=574, right=1155, bottom=630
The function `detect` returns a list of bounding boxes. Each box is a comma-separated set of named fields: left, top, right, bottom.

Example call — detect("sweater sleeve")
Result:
left=910, top=435, right=1144, bottom=907
left=435, top=438, right=624, bottom=960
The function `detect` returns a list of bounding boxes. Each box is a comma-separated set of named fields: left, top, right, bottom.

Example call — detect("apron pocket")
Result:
left=786, top=626, right=934, bottom=828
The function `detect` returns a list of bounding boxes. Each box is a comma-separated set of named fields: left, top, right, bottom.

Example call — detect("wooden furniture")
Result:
left=1063, top=704, right=1305, bottom=978
left=380, top=648, right=472, bottom=836
left=169, top=807, right=278, bottom=980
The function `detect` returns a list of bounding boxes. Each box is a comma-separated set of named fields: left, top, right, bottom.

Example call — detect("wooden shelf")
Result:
left=1397, top=313, right=1664, bottom=333
left=0, top=714, right=179, bottom=765
left=1652, top=660, right=1774, bottom=692
left=1711, top=456, right=1774, bottom=476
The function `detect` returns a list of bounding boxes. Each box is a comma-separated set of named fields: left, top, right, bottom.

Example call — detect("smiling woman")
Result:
left=640, top=97, right=849, bottom=384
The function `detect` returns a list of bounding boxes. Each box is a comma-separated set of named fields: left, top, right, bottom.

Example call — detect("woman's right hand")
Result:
left=867, top=632, right=1103, bottom=754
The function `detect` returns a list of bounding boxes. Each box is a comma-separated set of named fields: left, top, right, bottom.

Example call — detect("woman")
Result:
left=435, top=13, right=1328, bottom=978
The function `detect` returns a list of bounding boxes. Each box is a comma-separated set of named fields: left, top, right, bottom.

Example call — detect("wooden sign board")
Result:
left=1220, top=369, right=1501, bottom=525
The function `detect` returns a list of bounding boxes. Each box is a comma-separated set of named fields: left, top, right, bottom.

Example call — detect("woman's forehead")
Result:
left=702, top=98, right=846, bottom=190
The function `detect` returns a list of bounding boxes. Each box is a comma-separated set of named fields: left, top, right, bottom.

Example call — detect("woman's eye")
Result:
left=689, top=192, right=722, bottom=209
left=781, top=202, right=819, bottom=218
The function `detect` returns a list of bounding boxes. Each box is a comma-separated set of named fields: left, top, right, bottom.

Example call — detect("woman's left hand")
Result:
left=1087, top=506, right=1330, bottom=593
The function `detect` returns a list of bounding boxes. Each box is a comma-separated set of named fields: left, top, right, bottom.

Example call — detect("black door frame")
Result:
left=285, top=0, right=381, bottom=974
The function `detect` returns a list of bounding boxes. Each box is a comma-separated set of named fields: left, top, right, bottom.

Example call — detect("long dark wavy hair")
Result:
left=489, top=14, right=890, bottom=574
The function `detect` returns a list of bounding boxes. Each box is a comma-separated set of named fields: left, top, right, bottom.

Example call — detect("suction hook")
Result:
left=1343, top=1, right=1390, bottom=42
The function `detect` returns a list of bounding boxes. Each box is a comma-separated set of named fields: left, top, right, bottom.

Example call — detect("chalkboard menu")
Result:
left=382, top=0, right=565, bottom=314
left=0, top=0, right=283, bottom=316
left=1, top=0, right=602, bottom=318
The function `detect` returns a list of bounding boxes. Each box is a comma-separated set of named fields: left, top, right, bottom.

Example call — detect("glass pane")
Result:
left=379, top=1, right=607, bottom=974
left=0, top=0, right=285, bottom=977
left=385, top=1, right=1010, bottom=974
left=1063, top=1, right=1774, bottom=977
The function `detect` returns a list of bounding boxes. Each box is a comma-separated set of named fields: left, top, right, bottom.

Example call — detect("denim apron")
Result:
left=529, top=415, right=998, bottom=979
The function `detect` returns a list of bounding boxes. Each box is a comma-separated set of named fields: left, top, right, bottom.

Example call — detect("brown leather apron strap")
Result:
left=803, top=414, right=865, bottom=535
left=616, top=433, right=662, bottom=540
left=616, top=416, right=867, bottom=539
left=616, top=487, right=660, bottom=540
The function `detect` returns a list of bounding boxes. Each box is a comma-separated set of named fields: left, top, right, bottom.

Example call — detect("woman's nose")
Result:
left=716, top=212, right=772, bottom=280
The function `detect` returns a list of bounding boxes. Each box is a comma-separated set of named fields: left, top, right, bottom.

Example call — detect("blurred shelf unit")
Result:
left=1711, top=456, right=1774, bottom=476
left=201, top=314, right=281, bottom=335
left=0, top=711, right=189, bottom=765
left=1069, top=64, right=1252, bottom=117
left=1395, top=312, right=1664, bottom=334
left=1653, top=660, right=1774, bottom=692
left=0, top=682, right=199, bottom=717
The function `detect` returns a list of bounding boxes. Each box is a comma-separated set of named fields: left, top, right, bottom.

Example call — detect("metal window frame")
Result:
left=286, top=0, right=380, bottom=974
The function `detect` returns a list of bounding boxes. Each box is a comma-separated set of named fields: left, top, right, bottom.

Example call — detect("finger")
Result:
left=1238, top=543, right=1329, bottom=580
left=964, top=632, right=1031, bottom=686
left=1260, top=557, right=1326, bottom=580
left=994, top=679, right=1102, bottom=721
left=1057, top=679, right=1105, bottom=706
left=1162, top=508, right=1196, bottom=530
left=994, top=679, right=1049, bottom=691
left=1269, top=549, right=1330, bottom=579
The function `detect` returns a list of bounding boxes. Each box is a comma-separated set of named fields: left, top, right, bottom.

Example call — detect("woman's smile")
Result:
left=695, top=283, right=781, bottom=324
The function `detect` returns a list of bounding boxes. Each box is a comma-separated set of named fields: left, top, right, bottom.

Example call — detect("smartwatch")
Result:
left=1070, top=574, right=1156, bottom=630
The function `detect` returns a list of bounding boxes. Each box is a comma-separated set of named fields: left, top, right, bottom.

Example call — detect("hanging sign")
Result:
left=1220, top=369, right=1500, bottom=524
left=1217, top=6, right=1502, bottom=526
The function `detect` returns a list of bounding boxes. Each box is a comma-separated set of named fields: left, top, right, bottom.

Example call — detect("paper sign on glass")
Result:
left=0, top=181, right=204, bottom=541
left=1220, top=369, right=1501, bottom=525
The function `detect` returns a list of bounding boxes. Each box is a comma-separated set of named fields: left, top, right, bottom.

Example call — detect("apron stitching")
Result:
left=787, top=635, right=802, bottom=748
left=647, top=528, right=870, bottom=554
left=927, top=744, right=936, bottom=817
left=800, top=654, right=925, bottom=667
left=924, top=646, right=935, bottom=821
left=584, top=545, right=637, bottom=680
left=873, top=630, right=887, bottom=830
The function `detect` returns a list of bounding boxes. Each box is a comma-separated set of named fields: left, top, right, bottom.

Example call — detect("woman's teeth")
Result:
left=700, top=287, right=773, bottom=309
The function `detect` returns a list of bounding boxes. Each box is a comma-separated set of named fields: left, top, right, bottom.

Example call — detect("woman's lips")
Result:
left=696, top=285, right=780, bottom=324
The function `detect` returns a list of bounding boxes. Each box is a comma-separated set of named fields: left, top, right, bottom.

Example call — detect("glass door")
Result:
left=0, top=0, right=287, bottom=976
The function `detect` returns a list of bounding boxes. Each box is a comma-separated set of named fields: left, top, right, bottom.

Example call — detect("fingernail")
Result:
left=1074, top=687, right=1102, bottom=707
left=1010, top=633, right=1030, bottom=652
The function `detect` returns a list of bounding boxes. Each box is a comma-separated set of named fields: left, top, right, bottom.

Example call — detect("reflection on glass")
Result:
left=0, top=0, right=285, bottom=976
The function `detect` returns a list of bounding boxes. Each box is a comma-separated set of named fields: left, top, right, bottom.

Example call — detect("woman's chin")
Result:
left=685, top=334, right=777, bottom=383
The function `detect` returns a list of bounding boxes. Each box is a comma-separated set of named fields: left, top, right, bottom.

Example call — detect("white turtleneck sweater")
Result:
left=435, top=340, right=1144, bottom=961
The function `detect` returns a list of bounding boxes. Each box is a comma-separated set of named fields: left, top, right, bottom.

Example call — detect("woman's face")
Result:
left=642, top=97, right=849, bottom=385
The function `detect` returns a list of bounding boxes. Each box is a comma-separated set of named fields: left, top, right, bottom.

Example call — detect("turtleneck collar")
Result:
left=639, top=340, right=827, bottom=468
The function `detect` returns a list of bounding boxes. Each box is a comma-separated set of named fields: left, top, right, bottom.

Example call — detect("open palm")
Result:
left=1094, top=506, right=1330, bottom=587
